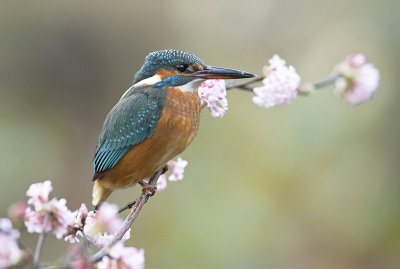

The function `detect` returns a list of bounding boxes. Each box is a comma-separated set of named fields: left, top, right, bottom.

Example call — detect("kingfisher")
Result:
left=91, top=49, right=254, bottom=207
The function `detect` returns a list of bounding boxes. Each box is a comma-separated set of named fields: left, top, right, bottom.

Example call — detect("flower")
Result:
left=156, top=157, right=188, bottom=192
left=24, top=180, right=75, bottom=239
left=68, top=245, right=93, bottom=269
left=156, top=174, right=168, bottom=192
left=0, top=218, right=23, bottom=268
left=253, top=55, right=300, bottom=108
left=83, top=203, right=130, bottom=248
left=97, top=242, right=145, bottom=269
left=334, top=53, right=380, bottom=105
left=64, top=203, right=88, bottom=243
left=198, top=79, right=228, bottom=118
left=26, top=180, right=53, bottom=211
left=168, top=157, right=188, bottom=181
left=25, top=198, right=75, bottom=239
left=8, top=202, right=28, bottom=227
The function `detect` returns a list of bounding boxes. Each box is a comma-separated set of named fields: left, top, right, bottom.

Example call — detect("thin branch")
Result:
left=118, top=198, right=138, bottom=214
left=89, top=168, right=164, bottom=264
left=313, top=73, right=341, bottom=89
left=226, top=75, right=263, bottom=90
left=225, top=73, right=341, bottom=96
left=33, top=211, right=50, bottom=268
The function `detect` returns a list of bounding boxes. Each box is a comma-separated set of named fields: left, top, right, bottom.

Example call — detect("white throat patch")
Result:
left=176, top=79, right=205, bottom=93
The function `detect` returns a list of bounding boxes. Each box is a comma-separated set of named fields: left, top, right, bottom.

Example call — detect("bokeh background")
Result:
left=1, top=0, right=399, bottom=268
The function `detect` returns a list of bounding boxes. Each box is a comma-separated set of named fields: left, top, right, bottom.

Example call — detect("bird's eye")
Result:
left=176, top=64, right=187, bottom=72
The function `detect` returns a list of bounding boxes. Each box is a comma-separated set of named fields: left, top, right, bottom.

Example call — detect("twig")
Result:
left=313, top=73, right=341, bottom=89
left=225, top=73, right=340, bottom=95
left=226, top=75, right=263, bottom=91
left=118, top=198, right=138, bottom=214
left=33, top=211, right=50, bottom=268
left=89, top=168, right=164, bottom=264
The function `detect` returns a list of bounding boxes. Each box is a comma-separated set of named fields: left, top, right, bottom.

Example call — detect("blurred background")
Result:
left=1, top=0, right=399, bottom=268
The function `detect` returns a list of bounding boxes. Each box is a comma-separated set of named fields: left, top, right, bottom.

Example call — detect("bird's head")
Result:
left=132, top=49, right=254, bottom=92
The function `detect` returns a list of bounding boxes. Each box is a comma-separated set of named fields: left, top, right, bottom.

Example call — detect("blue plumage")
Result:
left=133, top=49, right=205, bottom=84
left=93, top=86, right=166, bottom=176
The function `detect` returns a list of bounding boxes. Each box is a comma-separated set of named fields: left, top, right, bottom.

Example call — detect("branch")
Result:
left=33, top=211, right=50, bottom=268
left=225, top=73, right=340, bottom=95
left=89, top=168, right=164, bottom=264
left=313, top=73, right=341, bottom=89
left=226, top=75, right=263, bottom=91
left=118, top=198, right=138, bottom=214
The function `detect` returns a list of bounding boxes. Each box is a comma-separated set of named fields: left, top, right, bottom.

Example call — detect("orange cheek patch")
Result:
left=192, top=63, right=204, bottom=71
left=156, top=69, right=180, bottom=79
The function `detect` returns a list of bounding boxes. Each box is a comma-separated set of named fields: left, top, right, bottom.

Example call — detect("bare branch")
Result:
left=226, top=75, right=263, bottom=90
left=118, top=199, right=138, bottom=214
left=89, top=168, right=164, bottom=264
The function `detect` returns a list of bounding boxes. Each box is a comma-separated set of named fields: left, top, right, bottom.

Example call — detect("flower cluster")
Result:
left=334, top=53, right=380, bottom=105
left=8, top=202, right=27, bottom=227
left=0, top=218, right=23, bottom=268
left=83, top=202, right=130, bottom=248
left=24, top=180, right=75, bottom=239
left=198, top=79, right=228, bottom=118
left=64, top=203, right=88, bottom=243
left=157, top=157, right=188, bottom=192
left=97, top=242, right=145, bottom=269
left=253, top=55, right=301, bottom=108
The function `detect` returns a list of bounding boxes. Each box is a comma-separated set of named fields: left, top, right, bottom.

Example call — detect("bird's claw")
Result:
left=138, top=179, right=157, bottom=196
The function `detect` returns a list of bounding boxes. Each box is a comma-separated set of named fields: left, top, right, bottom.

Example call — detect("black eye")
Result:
left=176, top=64, right=186, bottom=72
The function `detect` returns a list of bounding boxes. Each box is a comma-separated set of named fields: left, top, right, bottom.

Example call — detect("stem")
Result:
left=118, top=199, right=138, bottom=214
left=225, top=72, right=341, bottom=96
left=89, top=168, right=164, bottom=264
left=313, top=73, right=341, bottom=89
left=226, top=75, right=263, bottom=91
left=33, top=212, right=50, bottom=268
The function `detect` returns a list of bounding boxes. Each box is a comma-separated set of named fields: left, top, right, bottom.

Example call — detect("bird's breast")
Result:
left=140, top=86, right=201, bottom=170
left=159, top=87, right=201, bottom=151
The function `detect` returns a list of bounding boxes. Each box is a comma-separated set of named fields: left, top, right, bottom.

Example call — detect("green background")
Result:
left=1, top=0, right=399, bottom=268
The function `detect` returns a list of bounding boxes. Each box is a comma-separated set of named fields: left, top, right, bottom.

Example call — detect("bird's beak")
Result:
left=191, top=66, right=255, bottom=79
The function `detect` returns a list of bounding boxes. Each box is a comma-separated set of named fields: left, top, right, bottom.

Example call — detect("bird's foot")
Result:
left=138, top=179, right=157, bottom=196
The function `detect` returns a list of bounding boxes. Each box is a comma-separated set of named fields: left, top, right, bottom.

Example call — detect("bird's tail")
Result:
left=92, top=180, right=112, bottom=206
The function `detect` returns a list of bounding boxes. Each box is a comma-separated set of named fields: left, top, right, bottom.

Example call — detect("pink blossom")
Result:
left=0, top=218, right=23, bottom=268
left=198, top=79, right=228, bottom=118
left=68, top=245, right=93, bottom=269
left=25, top=198, right=75, bottom=239
left=168, top=157, right=188, bottom=181
left=156, top=157, right=188, bottom=192
left=65, top=203, right=88, bottom=243
left=24, top=180, right=75, bottom=239
left=97, top=242, right=145, bottom=269
left=335, top=53, right=380, bottom=105
left=26, top=180, right=53, bottom=210
left=253, top=55, right=300, bottom=108
left=156, top=174, right=168, bottom=192
left=8, top=202, right=28, bottom=226
left=83, top=203, right=130, bottom=248
left=75, top=203, right=88, bottom=227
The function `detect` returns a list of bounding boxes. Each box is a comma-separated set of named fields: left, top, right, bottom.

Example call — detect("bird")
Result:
left=91, top=49, right=254, bottom=207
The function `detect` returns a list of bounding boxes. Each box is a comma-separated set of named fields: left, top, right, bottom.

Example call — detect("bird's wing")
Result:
left=93, top=87, right=165, bottom=174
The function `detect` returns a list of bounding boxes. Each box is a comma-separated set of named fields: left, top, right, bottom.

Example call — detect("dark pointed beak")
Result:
left=192, top=66, right=255, bottom=79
